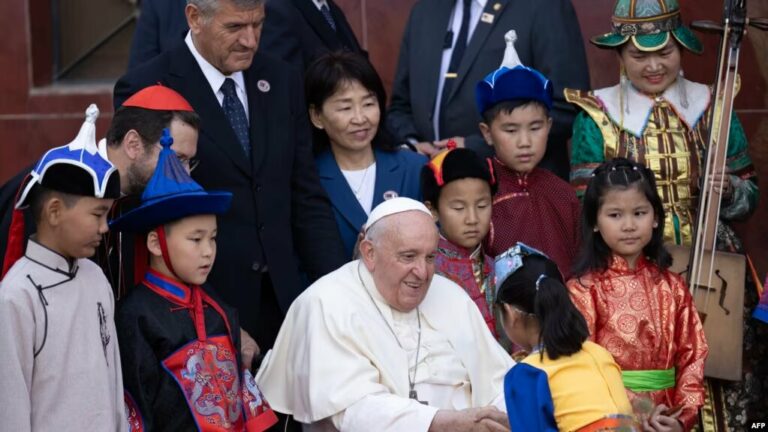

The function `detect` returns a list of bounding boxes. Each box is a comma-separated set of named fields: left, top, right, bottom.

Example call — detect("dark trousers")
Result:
left=253, top=272, right=284, bottom=352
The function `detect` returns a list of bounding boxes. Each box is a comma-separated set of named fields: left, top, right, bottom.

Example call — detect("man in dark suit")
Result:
left=260, top=0, right=364, bottom=71
left=115, top=0, right=347, bottom=351
left=128, top=0, right=363, bottom=71
left=387, top=0, right=589, bottom=180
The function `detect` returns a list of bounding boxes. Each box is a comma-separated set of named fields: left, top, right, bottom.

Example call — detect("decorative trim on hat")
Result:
left=494, top=242, right=549, bottom=291
left=476, top=30, right=553, bottom=114
left=16, top=104, right=119, bottom=209
left=612, top=10, right=681, bottom=36
left=590, top=0, right=701, bottom=54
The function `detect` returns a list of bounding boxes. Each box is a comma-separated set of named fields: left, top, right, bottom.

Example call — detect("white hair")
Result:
left=187, top=0, right=264, bottom=17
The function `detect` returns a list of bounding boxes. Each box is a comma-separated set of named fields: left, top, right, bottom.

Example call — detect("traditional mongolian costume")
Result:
left=476, top=31, right=580, bottom=278
left=422, top=146, right=499, bottom=337
left=111, top=130, right=277, bottom=432
left=0, top=106, right=126, bottom=431
left=498, top=243, right=637, bottom=432
left=566, top=1, right=766, bottom=429
left=568, top=255, right=707, bottom=430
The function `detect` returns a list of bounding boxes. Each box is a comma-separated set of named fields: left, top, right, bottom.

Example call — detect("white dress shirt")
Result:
left=432, top=0, right=487, bottom=140
left=185, top=31, right=250, bottom=121
left=340, top=163, right=377, bottom=215
left=312, top=0, right=329, bottom=11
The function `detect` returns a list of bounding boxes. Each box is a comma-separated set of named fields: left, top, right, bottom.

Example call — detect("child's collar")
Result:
left=143, top=268, right=192, bottom=305
left=608, top=254, right=650, bottom=273
left=438, top=235, right=483, bottom=258
left=24, top=238, right=78, bottom=276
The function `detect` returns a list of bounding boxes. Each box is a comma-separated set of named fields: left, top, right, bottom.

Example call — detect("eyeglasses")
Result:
left=176, top=156, right=200, bottom=173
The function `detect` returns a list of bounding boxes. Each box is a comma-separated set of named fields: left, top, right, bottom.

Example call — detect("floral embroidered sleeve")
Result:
left=722, top=112, right=759, bottom=221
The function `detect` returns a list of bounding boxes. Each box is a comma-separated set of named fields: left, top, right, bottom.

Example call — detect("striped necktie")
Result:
left=320, top=4, right=337, bottom=31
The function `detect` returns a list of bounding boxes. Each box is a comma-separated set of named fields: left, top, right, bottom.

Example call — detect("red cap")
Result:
left=122, top=84, right=194, bottom=112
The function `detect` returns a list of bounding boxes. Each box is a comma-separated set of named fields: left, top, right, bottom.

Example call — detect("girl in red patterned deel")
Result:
left=567, top=158, right=707, bottom=432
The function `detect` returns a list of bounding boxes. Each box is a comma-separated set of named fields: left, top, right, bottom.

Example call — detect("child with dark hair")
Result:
left=421, top=146, right=498, bottom=336
left=0, top=105, right=126, bottom=431
left=568, top=158, right=708, bottom=431
left=476, top=31, right=580, bottom=278
left=111, top=131, right=277, bottom=431
left=496, top=242, right=636, bottom=431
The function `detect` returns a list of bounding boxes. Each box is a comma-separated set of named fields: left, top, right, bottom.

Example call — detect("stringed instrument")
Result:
left=667, top=0, right=767, bottom=381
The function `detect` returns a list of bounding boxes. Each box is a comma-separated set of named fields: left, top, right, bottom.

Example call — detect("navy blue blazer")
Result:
left=316, top=148, right=427, bottom=258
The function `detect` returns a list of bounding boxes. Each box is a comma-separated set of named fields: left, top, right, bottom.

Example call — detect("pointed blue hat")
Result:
left=476, top=30, right=553, bottom=115
left=109, top=129, right=232, bottom=232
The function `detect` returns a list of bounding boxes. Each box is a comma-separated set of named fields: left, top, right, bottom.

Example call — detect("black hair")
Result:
left=420, top=148, right=498, bottom=207
left=304, top=51, right=395, bottom=154
left=481, top=99, right=550, bottom=125
left=573, top=157, right=671, bottom=276
left=496, top=253, right=588, bottom=360
left=106, top=107, right=200, bottom=149
left=29, top=185, right=81, bottom=224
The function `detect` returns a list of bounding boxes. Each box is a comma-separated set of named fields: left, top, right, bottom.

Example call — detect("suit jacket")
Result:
left=260, top=0, right=365, bottom=71
left=114, top=42, right=347, bottom=338
left=387, top=0, right=590, bottom=179
left=316, top=148, right=426, bottom=258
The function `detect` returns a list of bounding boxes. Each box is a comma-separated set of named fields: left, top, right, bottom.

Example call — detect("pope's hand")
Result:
left=429, top=407, right=510, bottom=432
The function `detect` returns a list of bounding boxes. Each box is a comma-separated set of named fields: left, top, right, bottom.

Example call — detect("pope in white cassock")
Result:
left=256, top=198, right=514, bottom=431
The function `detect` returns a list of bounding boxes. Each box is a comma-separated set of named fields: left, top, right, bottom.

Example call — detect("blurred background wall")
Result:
left=1, top=0, right=766, bottom=276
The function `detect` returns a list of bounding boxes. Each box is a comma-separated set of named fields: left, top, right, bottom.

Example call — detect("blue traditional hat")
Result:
left=109, top=129, right=232, bottom=233
left=494, top=242, right=549, bottom=290
left=16, top=104, right=120, bottom=208
left=475, top=30, right=553, bottom=115
left=3, top=104, right=121, bottom=276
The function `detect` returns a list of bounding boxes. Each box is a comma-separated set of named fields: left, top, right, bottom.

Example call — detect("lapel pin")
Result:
left=383, top=191, right=399, bottom=200
left=493, top=2, right=501, bottom=11
left=257, top=80, right=271, bottom=93
left=481, top=12, right=495, bottom=24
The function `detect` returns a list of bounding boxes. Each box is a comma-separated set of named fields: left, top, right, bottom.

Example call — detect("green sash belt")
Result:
left=622, top=368, right=676, bottom=392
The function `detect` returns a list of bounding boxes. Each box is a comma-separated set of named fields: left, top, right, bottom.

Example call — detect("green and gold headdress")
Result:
left=591, top=0, right=702, bottom=54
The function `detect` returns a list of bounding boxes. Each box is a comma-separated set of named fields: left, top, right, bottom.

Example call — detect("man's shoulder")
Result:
left=115, top=42, right=188, bottom=107
left=121, top=42, right=182, bottom=79
left=294, top=262, right=361, bottom=305
left=246, top=51, right=302, bottom=84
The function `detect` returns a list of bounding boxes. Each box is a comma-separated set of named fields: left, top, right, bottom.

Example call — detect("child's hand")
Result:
left=642, top=404, right=683, bottom=432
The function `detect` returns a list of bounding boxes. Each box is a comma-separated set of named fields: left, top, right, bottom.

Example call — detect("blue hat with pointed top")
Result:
left=109, top=129, right=232, bottom=232
left=475, top=30, right=553, bottom=115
